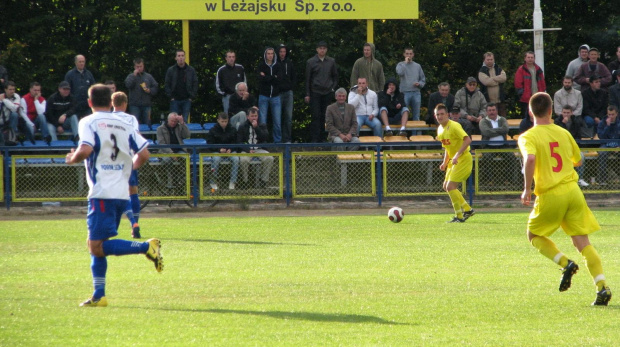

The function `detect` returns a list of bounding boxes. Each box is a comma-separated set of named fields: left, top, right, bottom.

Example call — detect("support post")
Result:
left=183, top=20, right=190, bottom=64
left=366, top=19, right=373, bottom=43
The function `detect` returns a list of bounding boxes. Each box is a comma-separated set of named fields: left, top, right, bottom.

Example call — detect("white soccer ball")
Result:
left=388, top=207, right=404, bottom=223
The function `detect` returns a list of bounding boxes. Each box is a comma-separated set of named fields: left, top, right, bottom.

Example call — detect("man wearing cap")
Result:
left=45, top=81, right=79, bottom=142
left=575, top=48, right=612, bottom=91
left=566, top=44, right=590, bottom=91
left=305, top=41, right=338, bottom=143
left=448, top=105, right=474, bottom=137
left=454, top=77, right=487, bottom=134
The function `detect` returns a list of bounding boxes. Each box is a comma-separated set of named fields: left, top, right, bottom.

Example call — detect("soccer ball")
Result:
left=388, top=207, right=404, bottom=223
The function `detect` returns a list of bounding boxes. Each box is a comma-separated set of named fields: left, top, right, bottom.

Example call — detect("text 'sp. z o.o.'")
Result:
left=204, top=0, right=356, bottom=15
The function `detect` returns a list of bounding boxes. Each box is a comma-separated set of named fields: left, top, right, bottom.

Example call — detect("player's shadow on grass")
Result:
left=167, top=238, right=316, bottom=246
left=181, top=308, right=411, bottom=325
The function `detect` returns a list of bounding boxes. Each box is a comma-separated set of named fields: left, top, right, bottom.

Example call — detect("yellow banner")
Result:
left=142, top=0, right=418, bottom=20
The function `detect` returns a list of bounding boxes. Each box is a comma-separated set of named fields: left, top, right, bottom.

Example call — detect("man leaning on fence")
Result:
left=326, top=88, right=360, bottom=151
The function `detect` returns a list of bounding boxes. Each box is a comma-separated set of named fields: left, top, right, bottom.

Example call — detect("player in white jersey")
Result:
left=66, top=84, right=163, bottom=307
left=112, top=92, right=142, bottom=238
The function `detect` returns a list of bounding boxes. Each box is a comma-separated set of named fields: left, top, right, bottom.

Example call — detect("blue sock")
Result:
left=103, top=239, right=149, bottom=256
left=124, top=200, right=136, bottom=225
left=130, top=194, right=140, bottom=223
left=91, top=256, right=107, bottom=299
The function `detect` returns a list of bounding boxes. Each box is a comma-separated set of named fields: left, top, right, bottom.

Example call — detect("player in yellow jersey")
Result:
left=434, top=104, right=475, bottom=223
left=519, top=92, right=611, bottom=306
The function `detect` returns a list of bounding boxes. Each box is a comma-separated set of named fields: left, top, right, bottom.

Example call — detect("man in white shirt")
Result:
left=348, top=77, right=381, bottom=137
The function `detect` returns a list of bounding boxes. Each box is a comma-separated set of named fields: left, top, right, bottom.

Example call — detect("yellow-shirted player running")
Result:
left=519, top=92, right=611, bottom=306
left=434, top=104, right=475, bottom=223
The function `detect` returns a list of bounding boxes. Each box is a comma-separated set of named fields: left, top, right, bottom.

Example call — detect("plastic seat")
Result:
left=186, top=123, right=203, bottom=131
left=203, top=123, right=216, bottom=131
left=139, top=124, right=151, bottom=133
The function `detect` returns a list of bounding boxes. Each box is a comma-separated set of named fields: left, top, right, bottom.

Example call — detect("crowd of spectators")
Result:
left=1, top=43, right=620, bottom=151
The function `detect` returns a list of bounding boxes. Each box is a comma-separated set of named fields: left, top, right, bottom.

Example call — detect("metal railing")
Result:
left=2, top=140, right=619, bottom=210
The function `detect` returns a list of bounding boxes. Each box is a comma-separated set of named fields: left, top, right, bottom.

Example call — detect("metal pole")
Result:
left=367, top=19, right=373, bottom=43
left=533, top=0, right=544, bottom=71
left=183, top=20, right=190, bottom=64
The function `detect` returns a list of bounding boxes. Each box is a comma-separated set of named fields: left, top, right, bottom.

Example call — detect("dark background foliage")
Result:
left=1, top=0, right=618, bottom=141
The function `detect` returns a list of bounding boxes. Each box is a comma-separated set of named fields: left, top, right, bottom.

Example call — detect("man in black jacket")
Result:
left=378, top=78, right=409, bottom=136
left=164, top=49, right=198, bottom=123
left=278, top=44, right=296, bottom=143
left=237, top=107, right=274, bottom=188
left=216, top=51, right=246, bottom=115
left=228, top=82, right=257, bottom=129
left=257, top=47, right=283, bottom=143
left=426, top=82, right=454, bottom=125
left=206, top=113, right=239, bottom=190
left=305, top=41, right=338, bottom=143
left=45, top=81, right=79, bottom=141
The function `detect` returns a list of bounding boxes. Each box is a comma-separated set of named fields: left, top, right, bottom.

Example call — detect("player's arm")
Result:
left=521, top=154, right=536, bottom=206
left=65, top=144, right=93, bottom=164
left=133, top=147, right=150, bottom=170
left=452, top=135, right=472, bottom=165
left=440, top=150, right=449, bottom=171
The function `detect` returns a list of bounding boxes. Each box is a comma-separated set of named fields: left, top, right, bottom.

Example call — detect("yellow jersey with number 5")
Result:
left=518, top=123, right=580, bottom=195
left=437, top=120, right=470, bottom=158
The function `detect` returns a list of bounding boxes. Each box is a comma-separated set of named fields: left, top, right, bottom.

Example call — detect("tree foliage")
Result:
left=1, top=0, right=618, bottom=140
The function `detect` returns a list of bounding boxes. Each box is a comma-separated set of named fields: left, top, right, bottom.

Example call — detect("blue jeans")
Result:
left=7, top=111, right=18, bottom=133
left=24, top=113, right=50, bottom=141
left=280, top=90, right=294, bottom=143
left=170, top=99, right=191, bottom=123
left=128, top=106, right=152, bottom=125
left=357, top=115, right=382, bottom=137
left=222, top=94, right=232, bottom=115
left=211, top=155, right=239, bottom=184
left=258, top=95, right=282, bottom=143
left=47, top=114, right=79, bottom=141
left=403, top=91, right=421, bottom=121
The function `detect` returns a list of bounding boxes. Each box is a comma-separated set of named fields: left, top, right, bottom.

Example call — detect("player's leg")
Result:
left=563, top=189, right=611, bottom=305
left=445, top=155, right=474, bottom=222
left=81, top=199, right=163, bottom=307
left=527, top=191, right=578, bottom=292
left=127, top=170, right=141, bottom=238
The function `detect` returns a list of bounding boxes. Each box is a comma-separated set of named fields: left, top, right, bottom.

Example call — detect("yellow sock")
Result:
left=531, top=236, right=568, bottom=267
left=448, top=189, right=464, bottom=219
left=456, top=192, right=472, bottom=212
left=581, top=245, right=606, bottom=291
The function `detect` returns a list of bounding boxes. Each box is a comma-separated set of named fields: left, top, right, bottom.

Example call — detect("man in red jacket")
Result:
left=514, top=51, right=546, bottom=119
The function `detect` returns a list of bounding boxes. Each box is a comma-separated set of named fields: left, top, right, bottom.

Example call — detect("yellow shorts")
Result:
left=444, top=152, right=472, bottom=183
left=528, top=182, right=600, bottom=237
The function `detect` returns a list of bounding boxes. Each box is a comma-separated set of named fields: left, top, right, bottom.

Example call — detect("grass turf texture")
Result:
left=1, top=211, right=619, bottom=346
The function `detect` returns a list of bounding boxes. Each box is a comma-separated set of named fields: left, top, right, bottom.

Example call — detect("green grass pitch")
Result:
left=1, top=211, right=619, bottom=346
